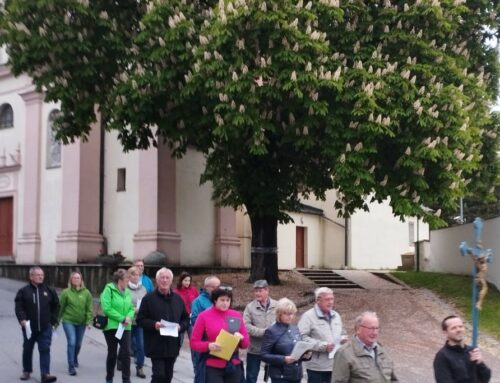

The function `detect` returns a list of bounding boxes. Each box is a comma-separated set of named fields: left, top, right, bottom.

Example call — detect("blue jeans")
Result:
left=306, top=369, right=332, bottom=383
left=62, top=322, right=86, bottom=370
left=131, top=325, right=145, bottom=368
left=245, top=353, right=262, bottom=383
left=22, top=325, right=52, bottom=375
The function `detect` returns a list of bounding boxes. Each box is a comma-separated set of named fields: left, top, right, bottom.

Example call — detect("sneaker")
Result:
left=41, top=375, right=57, bottom=383
left=19, top=372, right=30, bottom=381
left=136, top=367, right=146, bottom=379
left=69, top=368, right=77, bottom=376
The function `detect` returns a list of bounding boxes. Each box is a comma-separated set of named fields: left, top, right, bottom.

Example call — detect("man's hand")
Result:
left=469, top=348, right=483, bottom=364
left=154, top=321, right=162, bottom=331
left=325, top=343, right=335, bottom=352
left=284, top=356, right=297, bottom=364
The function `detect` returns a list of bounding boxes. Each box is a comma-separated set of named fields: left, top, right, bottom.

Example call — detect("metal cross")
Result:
left=459, top=217, right=493, bottom=347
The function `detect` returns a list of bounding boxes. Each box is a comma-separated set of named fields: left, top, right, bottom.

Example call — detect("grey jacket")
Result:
left=243, top=298, right=277, bottom=354
left=298, top=305, right=342, bottom=372
left=332, top=338, right=398, bottom=383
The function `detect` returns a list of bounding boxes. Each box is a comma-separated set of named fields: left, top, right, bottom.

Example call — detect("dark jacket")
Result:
left=434, top=343, right=491, bottom=383
left=261, top=322, right=304, bottom=381
left=15, top=282, right=59, bottom=332
left=136, top=288, right=189, bottom=359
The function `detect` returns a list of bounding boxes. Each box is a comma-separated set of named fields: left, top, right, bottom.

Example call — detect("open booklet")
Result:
left=209, top=329, right=240, bottom=361
left=290, top=340, right=313, bottom=360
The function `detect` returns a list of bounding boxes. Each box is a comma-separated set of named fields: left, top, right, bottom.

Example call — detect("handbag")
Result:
left=92, top=314, right=108, bottom=329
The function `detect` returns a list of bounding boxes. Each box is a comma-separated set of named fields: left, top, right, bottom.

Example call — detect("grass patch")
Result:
left=392, top=271, right=500, bottom=339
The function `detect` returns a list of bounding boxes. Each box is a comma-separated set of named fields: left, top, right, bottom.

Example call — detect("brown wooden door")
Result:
left=296, top=226, right=305, bottom=268
left=0, top=197, right=13, bottom=256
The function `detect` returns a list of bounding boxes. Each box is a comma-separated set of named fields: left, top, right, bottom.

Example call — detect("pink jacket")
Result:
left=190, top=306, right=250, bottom=368
left=173, top=286, right=199, bottom=315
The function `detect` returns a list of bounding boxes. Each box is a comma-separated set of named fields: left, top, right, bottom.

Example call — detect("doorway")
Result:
left=0, top=197, right=13, bottom=256
left=296, top=226, right=305, bottom=268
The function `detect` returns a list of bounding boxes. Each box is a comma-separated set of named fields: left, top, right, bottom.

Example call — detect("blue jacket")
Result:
left=261, top=322, right=304, bottom=381
left=140, top=274, right=154, bottom=293
left=190, top=289, right=212, bottom=326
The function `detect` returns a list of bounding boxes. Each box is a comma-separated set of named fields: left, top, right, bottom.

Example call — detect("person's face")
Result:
left=279, top=311, right=295, bottom=325
left=156, top=271, right=173, bottom=291
left=444, top=317, right=465, bottom=345
left=356, top=315, right=380, bottom=347
left=254, top=287, right=269, bottom=303
left=317, top=292, right=334, bottom=313
left=215, top=296, right=231, bottom=311
left=129, top=272, right=140, bottom=285
left=71, top=273, right=82, bottom=288
left=134, top=261, right=145, bottom=276
left=182, top=276, right=191, bottom=289
left=205, top=278, right=220, bottom=294
left=30, top=269, right=44, bottom=286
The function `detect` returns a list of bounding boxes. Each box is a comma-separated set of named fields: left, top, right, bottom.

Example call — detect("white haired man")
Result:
left=298, top=287, right=343, bottom=383
left=136, top=268, right=190, bottom=383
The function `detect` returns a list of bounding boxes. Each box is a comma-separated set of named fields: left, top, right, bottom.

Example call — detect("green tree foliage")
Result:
left=1, top=0, right=498, bottom=280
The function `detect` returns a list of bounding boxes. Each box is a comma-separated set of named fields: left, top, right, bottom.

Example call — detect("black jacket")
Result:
left=261, top=322, right=304, bottom=381
left=136, top=289, right=189, bottom=359
left=434, top=342, right=491, bottom=383
left=15, top=283, right=59, bottom=332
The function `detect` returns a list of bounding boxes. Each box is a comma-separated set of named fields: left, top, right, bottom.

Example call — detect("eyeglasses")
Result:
left=218, top=285, right=233, bottom=291
left=359, top=325, right=380, bottom=331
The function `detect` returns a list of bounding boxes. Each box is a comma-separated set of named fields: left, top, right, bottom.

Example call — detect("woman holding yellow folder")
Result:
left=191, top=287, right=250, bottom=383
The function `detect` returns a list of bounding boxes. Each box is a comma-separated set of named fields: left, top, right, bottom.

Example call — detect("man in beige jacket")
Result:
left=298, top=287, right=343, bottom=383
left=332, top=311, right=398, bottom=383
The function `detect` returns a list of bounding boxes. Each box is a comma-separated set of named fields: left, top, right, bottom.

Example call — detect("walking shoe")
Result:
left=74, top=360, right=79, bottom=368
left=41, top=374, right=57, bottom=383
left=69, top=368, right=77, bottom=376
left=136, top=367, right=146, bottom=379
left=116, top=359, right=122, bottom=371
left=19, top=372, right=30, bottom=380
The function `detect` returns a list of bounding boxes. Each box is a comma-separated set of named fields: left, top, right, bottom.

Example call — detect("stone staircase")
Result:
left=296, top=268, right=363, bottom=289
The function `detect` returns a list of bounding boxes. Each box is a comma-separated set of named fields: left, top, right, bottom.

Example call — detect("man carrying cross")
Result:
left=433, top=315, right=491, bottom=383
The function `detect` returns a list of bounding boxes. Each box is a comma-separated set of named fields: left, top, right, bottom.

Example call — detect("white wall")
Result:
left=349, top=199, right=423, bottom=269
left=176, top=150, right=216, bottom=265
left=103, top=130, right=139, bottom=260
left=423, top=217, right=500, bottom=290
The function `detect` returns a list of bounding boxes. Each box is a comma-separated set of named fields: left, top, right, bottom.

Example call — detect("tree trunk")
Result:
left=248, top=214, right=280, bottom=285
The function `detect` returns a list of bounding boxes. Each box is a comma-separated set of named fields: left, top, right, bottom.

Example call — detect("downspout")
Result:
left=344, top=216, right=349, bottom=268
left=99, top=114, right=105, bottom=237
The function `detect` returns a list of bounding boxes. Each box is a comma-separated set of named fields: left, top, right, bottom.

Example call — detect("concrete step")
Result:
left=295, top=269, right=363, bottom=289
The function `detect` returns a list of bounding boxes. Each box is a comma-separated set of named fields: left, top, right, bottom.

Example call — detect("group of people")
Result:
left=14, top=264, right=492, bottom=383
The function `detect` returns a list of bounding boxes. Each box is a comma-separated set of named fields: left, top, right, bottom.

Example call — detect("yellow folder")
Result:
left=209, top=329, right=240, bottom=361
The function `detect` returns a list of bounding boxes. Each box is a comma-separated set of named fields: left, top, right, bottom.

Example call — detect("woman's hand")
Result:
left=208, top=342, right=221, bottom=352
left=284, top=356, right=297, bottom=364
left=234, top=331, right=244, bottom=340
left=302, top=351, right=313, bottom=360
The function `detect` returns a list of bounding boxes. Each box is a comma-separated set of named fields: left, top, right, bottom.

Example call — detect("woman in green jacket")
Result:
left=59, top=271, right=93, bottom=376
left=100, top=268, right=135, bottom=383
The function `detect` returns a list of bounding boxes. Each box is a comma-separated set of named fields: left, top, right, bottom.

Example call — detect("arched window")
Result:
left=46, top=109, right=61, bottom=168
left=0, top=103, right=13, bottom=129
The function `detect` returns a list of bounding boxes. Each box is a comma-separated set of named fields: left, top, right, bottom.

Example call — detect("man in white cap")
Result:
left=243, top=280, right=277, bottom=383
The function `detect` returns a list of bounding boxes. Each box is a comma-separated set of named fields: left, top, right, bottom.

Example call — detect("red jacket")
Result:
left=173, top=286, right=199, bottom=315
left=190, top=306, right=250, bottom=369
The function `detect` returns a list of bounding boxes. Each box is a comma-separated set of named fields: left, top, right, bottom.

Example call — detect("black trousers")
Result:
left=103, top=329, right=131, bottom=382
left=206, top=365, right=243, bottom=383
left=151, top=357, right=177, bottom=383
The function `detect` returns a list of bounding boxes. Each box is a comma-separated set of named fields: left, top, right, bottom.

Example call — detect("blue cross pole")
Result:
left=459, top=217, right=493, bottom=347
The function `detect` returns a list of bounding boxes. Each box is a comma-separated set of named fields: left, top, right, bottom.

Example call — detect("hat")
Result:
left=253, top=279, right=269, bottom=289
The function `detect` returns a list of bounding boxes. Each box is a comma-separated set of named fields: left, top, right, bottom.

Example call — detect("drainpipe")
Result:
left=344, top=217, right=349, bottom=268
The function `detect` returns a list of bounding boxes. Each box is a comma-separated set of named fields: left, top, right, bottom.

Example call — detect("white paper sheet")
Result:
left=115, top=322, right=125, bottom=340
left=136, top=298, right=142, bottom=310
left=290, top=341, right=312, bottom=360
left=159, top=320, right=178, bottom=337
left=25, top=320, right=32, bottom=339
